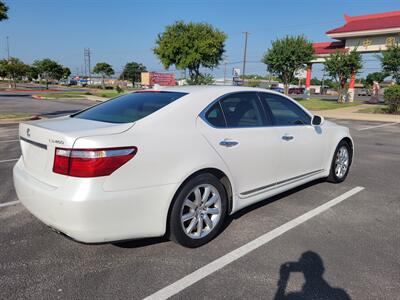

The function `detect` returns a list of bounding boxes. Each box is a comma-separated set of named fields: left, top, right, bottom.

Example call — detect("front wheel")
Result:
left=169, top=173, right=227, bottom=248
left=327, top=140, right=352, bottom=183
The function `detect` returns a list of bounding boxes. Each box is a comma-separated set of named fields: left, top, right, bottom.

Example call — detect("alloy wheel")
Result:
left=335, top=146, right=349, bottom=179
left=180, top=184, right=222, bottom=239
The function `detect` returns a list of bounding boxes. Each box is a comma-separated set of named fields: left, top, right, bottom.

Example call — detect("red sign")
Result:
left=149, top=72, right=176, bottom=86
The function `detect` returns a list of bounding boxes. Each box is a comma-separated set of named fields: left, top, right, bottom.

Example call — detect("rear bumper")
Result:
left=13, top=158, right=177, bottom=243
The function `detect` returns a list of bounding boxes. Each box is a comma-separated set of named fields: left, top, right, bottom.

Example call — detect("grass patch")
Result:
left=36, top=92, right=87, bottom=99
left=89, top=90, right=125, bottom=98
left=0, top=113, right=32, bottom=120
left=295, top=98, right=363, bottom=110
left=357, top=105, right=399, bottom=115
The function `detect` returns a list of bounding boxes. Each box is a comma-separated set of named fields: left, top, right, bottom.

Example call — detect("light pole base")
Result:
left=347, top=88, right=355, bottom=102
left=305, top=88, right=311, bottom=99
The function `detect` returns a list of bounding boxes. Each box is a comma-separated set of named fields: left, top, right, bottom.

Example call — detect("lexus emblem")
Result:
left=26, top=128, right=31, bottom=138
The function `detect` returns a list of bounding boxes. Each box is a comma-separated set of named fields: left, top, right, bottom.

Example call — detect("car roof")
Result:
left=155, top=85, right=278, bottom=96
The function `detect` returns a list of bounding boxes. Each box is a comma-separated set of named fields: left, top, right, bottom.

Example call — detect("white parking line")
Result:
left=0, top=200, right=20, bottom=208
left=0, top=129, right=18, bottom=132
left=359, top=122, right=399, bottom=131
left=0, top=139, right=19, bottom=143
left=0, top=134, right=18, bottom=138
left=144, top=186, right=365, bottom=300
left=0, top=158, right=19, bottom=163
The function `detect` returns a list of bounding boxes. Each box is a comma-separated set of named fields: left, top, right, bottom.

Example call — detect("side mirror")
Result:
left=311, top=115, right=324, bottom=126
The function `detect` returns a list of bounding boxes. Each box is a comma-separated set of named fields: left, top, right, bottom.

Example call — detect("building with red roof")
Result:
left=306, top=11, right=400, bottom=100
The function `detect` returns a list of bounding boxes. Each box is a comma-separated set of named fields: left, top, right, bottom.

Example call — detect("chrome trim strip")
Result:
left=20, top=137, right=47, bottom=150
left=240, top=182, right=276, bottom=196
left=240, top=169, right=324, bottom=196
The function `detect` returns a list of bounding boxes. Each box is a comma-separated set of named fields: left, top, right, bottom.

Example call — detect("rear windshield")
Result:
left=72, top=91, right=187, bottom=123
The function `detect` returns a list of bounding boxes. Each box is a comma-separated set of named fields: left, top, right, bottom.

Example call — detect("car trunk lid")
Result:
left=19, top=116, right=133, bottom=186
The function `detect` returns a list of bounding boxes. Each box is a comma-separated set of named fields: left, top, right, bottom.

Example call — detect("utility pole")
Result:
left=6, top=36, right=11, bottom=88
left=224, top=60, right=228, bottom=85
left=242, top=32, right=249, bottom=82
left=6, top=36, right=10, bottom=59
left=223, top=55, right=228, bottom=85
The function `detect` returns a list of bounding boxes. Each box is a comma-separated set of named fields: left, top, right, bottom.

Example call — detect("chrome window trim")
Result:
left=199, top=90, right=315, bottom=129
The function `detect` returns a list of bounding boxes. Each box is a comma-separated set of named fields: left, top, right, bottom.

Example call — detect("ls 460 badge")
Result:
left=49, top=139, right=64, bottom=145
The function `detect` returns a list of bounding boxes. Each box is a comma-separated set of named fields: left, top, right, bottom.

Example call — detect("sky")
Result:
left=1, top=0, right=399, bottom=79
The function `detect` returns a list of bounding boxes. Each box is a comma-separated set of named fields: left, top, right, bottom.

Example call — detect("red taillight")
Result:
left=53, top=147, right=137, bottom=177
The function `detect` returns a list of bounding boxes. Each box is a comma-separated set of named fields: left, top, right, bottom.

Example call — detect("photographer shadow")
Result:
left=274, top=251, right=351, bottom=300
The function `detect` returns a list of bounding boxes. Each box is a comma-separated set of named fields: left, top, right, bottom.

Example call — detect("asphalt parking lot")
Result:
left=0, top=97, right=399, bottom=299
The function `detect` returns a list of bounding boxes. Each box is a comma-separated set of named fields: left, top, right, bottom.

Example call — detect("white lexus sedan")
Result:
left=13, top=86, right=353, bottom=247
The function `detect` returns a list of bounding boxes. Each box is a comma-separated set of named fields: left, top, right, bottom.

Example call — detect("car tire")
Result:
left=169, top=173, right=228, bottom=248
left=327, top=140, right=352, bottom=183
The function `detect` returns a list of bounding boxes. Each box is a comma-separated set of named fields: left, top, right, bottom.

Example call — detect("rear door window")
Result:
left=219, top=92, right=269, bottom=127
left=72, top=91, right=187, bottom=123
left=204, top=102, right=226, bottom=128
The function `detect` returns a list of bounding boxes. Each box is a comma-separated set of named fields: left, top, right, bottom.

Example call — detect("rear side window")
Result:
left=219, top=92, right=266, bottom=127
left=72, top=91, right=187, bottom=123
left=259, top=93, right=311, bottom=126
left=205, top=103, right=226, bottom=127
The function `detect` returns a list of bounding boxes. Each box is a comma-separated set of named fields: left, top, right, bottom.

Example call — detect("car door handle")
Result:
left=219, top=139, right=239, bottom=147
left=282, top=134, right=294, bottom=141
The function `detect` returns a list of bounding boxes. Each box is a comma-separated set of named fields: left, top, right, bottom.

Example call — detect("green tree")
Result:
left=93, top=62, right=114, bottom=88
left=154, top=21, right=226, bottom=84
left=324, top=50, right=363, bottom=102
left=62, top=67, right=71, bottom=79
left=0, top=57, right=29, bottom=88
left=120, top=61, right=146, bottom=84
left=33, top=58, right=65, bottom=89
left=365, top=71, right=388, bottom=87
left=310, top=77, right=321, bottom=85
left=186, top=73, right=214, bottom=85
left=262, top=35, right=314, bottom=95
left=27, top=65, right=39, bottom=81
left=380, top=43, right=400, bottom=83
left=0, top=1, right=8, bottom=21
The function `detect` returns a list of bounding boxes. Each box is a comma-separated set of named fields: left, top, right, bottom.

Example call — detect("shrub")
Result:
left=246, top=80, right=260, bottom=87
left=384, top=84, right=400, bottom=113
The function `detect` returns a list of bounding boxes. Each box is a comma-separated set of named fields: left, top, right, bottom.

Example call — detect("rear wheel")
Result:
left=327, top=140, right=352, bottom=183
left=169, top=173, right=227, bottom=248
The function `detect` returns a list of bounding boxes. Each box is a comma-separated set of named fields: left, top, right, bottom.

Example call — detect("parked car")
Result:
left=289, top=87, right=305, bottom=95
left=270, top=87, right=284, bottom=93
left=358, top=89, right=371, bottom=96
left=14, top=86, right=353, bottom=247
